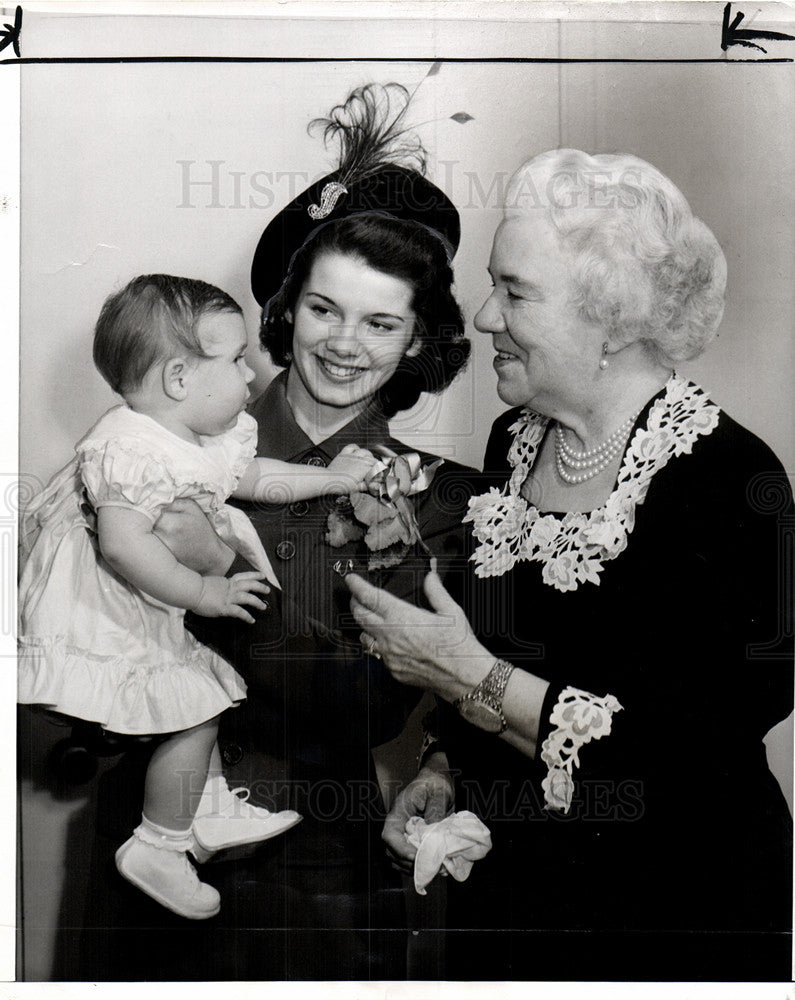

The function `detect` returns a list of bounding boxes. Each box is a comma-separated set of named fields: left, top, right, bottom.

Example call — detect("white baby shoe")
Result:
left=116, top=823, right=221, bottom=920
left=191, top=775, right=302, bottom=863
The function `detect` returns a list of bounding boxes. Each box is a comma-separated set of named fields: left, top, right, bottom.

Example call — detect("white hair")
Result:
left=504, top=149, right=727, bottom=363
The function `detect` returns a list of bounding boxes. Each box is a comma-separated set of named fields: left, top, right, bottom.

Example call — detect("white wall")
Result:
left=20, top=58, right=794, bottom=482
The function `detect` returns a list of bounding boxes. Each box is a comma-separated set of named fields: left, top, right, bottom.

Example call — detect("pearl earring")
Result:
left=599, top=342, right=609, bottom=371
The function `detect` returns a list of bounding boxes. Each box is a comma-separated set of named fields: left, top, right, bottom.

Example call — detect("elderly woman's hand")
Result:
left=154, top=499, right=236, bottom=576
left=346, top=567, right=495, bottom=703
left=382, top=753, right=455, bottom=868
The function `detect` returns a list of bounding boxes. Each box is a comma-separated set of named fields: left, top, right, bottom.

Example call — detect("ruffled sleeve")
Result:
left=78, top=437, right=178, bottom=522
left=210, top=412, right=259, bottom=485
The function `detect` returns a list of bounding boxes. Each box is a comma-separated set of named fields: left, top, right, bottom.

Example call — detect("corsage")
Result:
left=326, top=449, right=443, bottom=570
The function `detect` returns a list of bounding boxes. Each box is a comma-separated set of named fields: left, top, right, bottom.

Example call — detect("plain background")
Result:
left=9, top=2, right=795, bottom=987
left=19, top=56, right=795, bottom=481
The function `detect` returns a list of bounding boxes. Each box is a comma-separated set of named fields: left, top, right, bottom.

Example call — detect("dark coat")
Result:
left=189, top=369, right=478, bottom=791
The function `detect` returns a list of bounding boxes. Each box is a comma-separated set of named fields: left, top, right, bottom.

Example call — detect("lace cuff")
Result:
left=539, top=686, right=623, bottom=813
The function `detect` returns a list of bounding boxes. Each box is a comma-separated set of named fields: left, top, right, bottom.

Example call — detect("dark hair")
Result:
left=93, top=274, right=242, bottom=396
left=261, top=214, right=470, bottom=417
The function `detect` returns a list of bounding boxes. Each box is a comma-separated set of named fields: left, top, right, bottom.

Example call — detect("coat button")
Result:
left=276, top=540, right=296, bottom=560
left=289, top=501, right=309, bottom=517
left=304, top=455, right=327, bottom=468
left=221, top=742, right=244, bottom=767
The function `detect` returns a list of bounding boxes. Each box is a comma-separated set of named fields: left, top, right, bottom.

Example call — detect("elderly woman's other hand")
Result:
left=382, top=752, right=455, bottom=868
left=154, top=499, right=236, bottom=576
left=347, top=567, right=495, bottom=702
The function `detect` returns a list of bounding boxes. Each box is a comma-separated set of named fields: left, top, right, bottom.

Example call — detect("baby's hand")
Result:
left=327, top=444, right=382, bottom=492
left=192, top=572, right=270, bottom=624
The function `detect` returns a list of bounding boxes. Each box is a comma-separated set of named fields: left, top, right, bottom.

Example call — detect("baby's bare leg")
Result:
left=143, top=716, right=220, bottom=830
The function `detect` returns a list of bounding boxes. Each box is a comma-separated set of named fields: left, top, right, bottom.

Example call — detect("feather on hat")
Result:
left=251, top=82, right=461, bottom=309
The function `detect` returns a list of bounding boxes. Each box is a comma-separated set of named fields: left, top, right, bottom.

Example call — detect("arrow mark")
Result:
left=722, top=2, right=795, bottom=53
left=0, top=5, right=22, bottom=58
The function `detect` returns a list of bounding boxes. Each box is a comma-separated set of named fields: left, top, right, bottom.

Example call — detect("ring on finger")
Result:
left=362, top=633, right=382, bottom=660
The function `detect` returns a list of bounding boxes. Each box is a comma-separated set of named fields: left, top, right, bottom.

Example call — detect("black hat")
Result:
left=251, top=84, right=461, bottom=309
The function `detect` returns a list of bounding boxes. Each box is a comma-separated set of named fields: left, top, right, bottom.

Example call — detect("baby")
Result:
left=18, top=274, right=375, bottom=919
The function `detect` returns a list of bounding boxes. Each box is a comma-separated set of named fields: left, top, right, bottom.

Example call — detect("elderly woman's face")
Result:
left=475, top=213, right=602, bottom=414
left=287, top=251, right=419, bottom=414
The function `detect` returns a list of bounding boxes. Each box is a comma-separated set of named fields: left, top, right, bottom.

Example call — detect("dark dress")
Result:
left=438, top=380, right=793, bottom=982
left=70, top=371, right=476, bottom=981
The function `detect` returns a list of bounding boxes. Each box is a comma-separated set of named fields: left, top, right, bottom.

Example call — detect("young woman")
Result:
left=76, top=83, right=475, bottom=980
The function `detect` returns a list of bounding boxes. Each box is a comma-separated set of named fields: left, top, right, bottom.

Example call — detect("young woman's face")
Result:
left=286, top=251, right=419, bottom=415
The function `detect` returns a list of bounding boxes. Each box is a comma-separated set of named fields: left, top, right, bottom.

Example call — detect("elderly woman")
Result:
left=348, top=149, right=793, bottom=981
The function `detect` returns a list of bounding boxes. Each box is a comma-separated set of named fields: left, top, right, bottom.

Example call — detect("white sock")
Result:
left=136, top=814, right=193, bottom=851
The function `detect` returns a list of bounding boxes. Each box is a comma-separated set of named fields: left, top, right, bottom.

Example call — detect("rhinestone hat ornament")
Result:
left=250, top=73, right=472, bottom=308
left=307, top=181, right=349, bottom=220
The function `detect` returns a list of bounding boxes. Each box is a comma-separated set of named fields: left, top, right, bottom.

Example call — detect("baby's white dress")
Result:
left=18, top=406, right=276, bottom=735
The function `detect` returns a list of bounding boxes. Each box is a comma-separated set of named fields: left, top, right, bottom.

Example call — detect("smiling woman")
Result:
left=78, top=83, right=476, bottom=981
left=347, top=149, right=794, bottom=981
left=179, top=92, right=476, bottom=980
left=478, top=210, right=623, bottom=415
left=262, top=207, right=468, bottom=427
left=282, top=246, right=419, bottom=422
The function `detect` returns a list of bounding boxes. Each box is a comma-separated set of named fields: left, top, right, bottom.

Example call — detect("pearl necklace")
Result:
left=554, top=410, right=640, bottom=484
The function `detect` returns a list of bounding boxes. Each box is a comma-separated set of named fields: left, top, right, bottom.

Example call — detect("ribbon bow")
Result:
left=326, top=448, right=443, bottom=570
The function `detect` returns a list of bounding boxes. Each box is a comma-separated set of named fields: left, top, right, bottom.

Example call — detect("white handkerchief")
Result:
left=405, top=811, right=492, bottom=896
left=214, top=504, right=281, bottom=590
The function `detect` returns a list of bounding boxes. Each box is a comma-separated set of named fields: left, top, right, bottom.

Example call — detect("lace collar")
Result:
left=464, top=373, right=721, bottom=592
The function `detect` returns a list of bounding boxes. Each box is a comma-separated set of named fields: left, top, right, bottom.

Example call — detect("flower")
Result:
left=326, top=450, right=442, bottom=570
left=354, top=491, right=417, bottom=549
left=463, top=488, right=504, bottom=534
left=472, top=540, right=516, bottom=579
left=578, top=554, right=604, bottom=586
left=540, top=728, right=568, bottom=766
left=561, top=701, right=606, bottom=739
left=528, top=513, right=559, bottom=550
left=553, top=691, right=622, bottom=743
left=489, top=499, right=528, bottom=545
left=326, top=508, right=365, bottom=546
